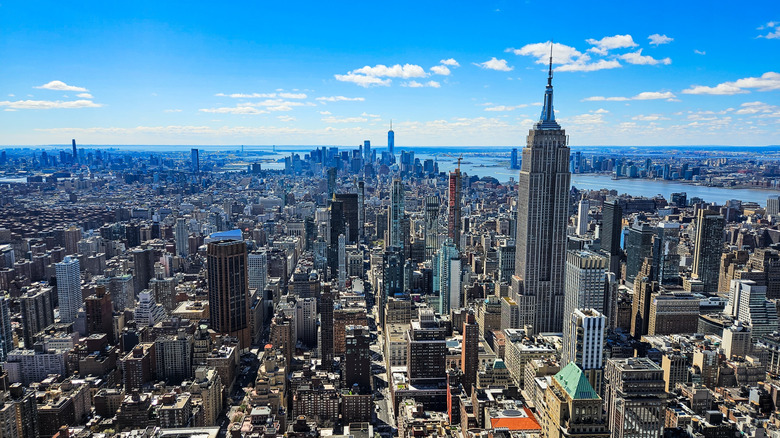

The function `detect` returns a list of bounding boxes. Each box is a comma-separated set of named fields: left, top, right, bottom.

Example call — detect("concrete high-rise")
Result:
left=19, top=286, right=54, bottom=348
left=461, top=311, right=479, bottom=395
left=604, top=358, right=665, bottom=438
left=513, top=52, right=571, bottom=333
left=0, top=295, right=11, bottom=361
left=693, top=209, right=725, bottom=293
left=320, top=284, right=334, bottom=367
left=562, top=309, right=606, bottom=394
left=345, top=325, right=371, bottom=393
left=175, top=217, right=189, bottom=258
left=542, top=362, right=609, bottom=438
left=207, top=239, right=250, bottom=349
left=424, top=195, right=440, bottom=260
left=601, top=200, right=623, bottom=278
left=389, top=178, right=405, bottom=250
left=434, top=238, right=461, bottom=315
left=248, top=250, right=268, bottom=292
left=576, top=199, right=589, bottom=236
left=56, top=255, right=81, bottom=323
left=563, top=249, right=607, bottom=318
left=448, top=167, right=462, bottom=249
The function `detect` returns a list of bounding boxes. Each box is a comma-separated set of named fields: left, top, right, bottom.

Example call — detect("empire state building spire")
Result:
left=537, top=44, right=561, bottom=130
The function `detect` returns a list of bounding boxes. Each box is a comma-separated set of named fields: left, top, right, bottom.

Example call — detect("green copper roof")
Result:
left=554, top=362, right=599, bottom=400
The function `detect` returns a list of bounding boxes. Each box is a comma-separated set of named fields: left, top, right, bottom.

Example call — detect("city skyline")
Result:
left=0, top=1, right=778, bottom=146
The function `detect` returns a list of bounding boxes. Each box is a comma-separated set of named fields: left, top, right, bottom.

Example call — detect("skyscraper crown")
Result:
left=536, top=43, right=561, bottom=130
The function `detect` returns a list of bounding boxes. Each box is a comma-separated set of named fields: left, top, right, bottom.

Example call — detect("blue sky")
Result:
left=1, top=1, right=778, bottom=147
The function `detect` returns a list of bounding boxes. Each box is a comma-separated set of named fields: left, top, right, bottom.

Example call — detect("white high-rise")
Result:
left=562, top=308, right=605, bottom=394
left=248, top=250, right=268, bottom=292
left=726, top=279, right=778, bottom=339
left=576, top=199, right=590, bottom=236
left=434, top=238, right=461, bottom=315
left=175, top=217, right=189, bottom=257
left=134, top=291, right=166, bottom=327
left=55, top=256, right=81, bottom=323
left=563, top=250, right=607, bottom=318
left=338, top=234, right=346, bottom=290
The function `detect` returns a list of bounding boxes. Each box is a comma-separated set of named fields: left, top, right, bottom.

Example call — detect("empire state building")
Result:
left=512, top=51, right=571, bottom=333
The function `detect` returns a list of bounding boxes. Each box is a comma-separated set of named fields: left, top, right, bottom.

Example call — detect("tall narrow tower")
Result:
left=513, top=48, right=571, bottom=333
left=448, top=159, right=462, bottom=249
left=387, top=120, right=395, bottom=155
left=207, top=238, right=250, bottom=349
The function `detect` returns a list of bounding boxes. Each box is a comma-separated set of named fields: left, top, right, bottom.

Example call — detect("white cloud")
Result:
left=507, top=42, right=584, bottom=64
left=277, top=115, right=296, bottom=122
left=216, top=92, right=307, bottom=99
left=0, top=99, right=102, bottom=109
left=632, top=114, right=669, bottom=121
left=199, top=106, right=268, bottom=115
left=585, top=34, right=637, bottom=54
left=594, top=108, right=609, bottom=114
left=620, top=49, right=671, bottom=65
left=361, top=112, right=380, bottom=118
left=352, top=64, right=428, bottom=78
left=758, top=21, right=780, bottom=39
left=474, top=57, right=513, bottom=71
left=334, top=73, right=392, bottom=87
left=566, top=113, right=607, bottom=125
left=734, top=101, right=778, bottom=115
left=484, top=104, right=528, bottom=112
left=430, top=65, right=451, bottom=76
left=164, top=109, right=182, bottom=113
left=648, top=34, right=673, bottom=45
left=402, top=80, right=441, bottom=88
left=316, top=96, right=365, bottom=102
left=319, top=111, right=332, bottom=115
left=76, top=93, right=94, bottom=99
left=556, top=59, right=621, bottom=72
left=440, top=58, right=460, bottom=66
left=34, top=80, right=88, bottom=92
left=322, top=116, right=368, bottom=123
left=583, top=91, right=675, bottom=101
left=682, top=72, right=780, bottom=95
left=694, top=50, right=706, bottom=55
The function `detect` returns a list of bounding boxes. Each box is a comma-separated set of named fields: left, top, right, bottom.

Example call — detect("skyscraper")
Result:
left=248, top=250, right=268, bottom=292
left=191, top=148, right=199, bottom=173
left=562, top=309, right=606, bottom=394
left=461, top=311, right=479, bottom=395
left=563, top=250, right=608, bottom=319
left=434, top=238, right=461, bottom=315
left=320, top=284, right=334, bottom=368
left=541, top=362, right=609, bottom=438
left=510, top=148, right=518, bottom=169
left=72, top=139, right=77, bottom=162
left=513, top=50, right=571, bottom=333
left=693, top=209, right=725, bottom=293
left=345, top=325, right=371, bottom=393
left=387, top=121, right=394, bottom=155
left=424, top=195, right=440, bottom=260
left=576, top=199, right=589, bottom=236
left=448, top=166, right=462, bottom=249
left=363, top=140, right=371, bottom=162
left=388, top=178, right=405, bottom=250
left=0, top=295, right=12, bottom=361
left=604, top=358, right=665, bottom=438
left=56, top=255, right=81, bottom=323
left=601, top=200, right=623, bottom=277
left=207, top=239, right=250, bottom=349
left=357, top=179, right=365, bottom=239
left=334, top=193, right=359, bottom=243
left=175, top=217, right=189, bottom=258
left=20, top=286, right=54, bottom=348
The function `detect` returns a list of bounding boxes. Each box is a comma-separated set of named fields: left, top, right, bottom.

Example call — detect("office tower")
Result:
left=630, top=259, right=657, bottom=338
left=56, top=255, right=81, bottom=323
left=693, top=209, right=725, bottom=293
left=601, top=200, right=623, bottom=277
left=625, top=221, right=653, bottom=284
left=768, top=195, right=780, bottom=217
left=542, top=362, right=609, bottom=438
left=407, top=309, right=447, bottom=382
left=671, top=192, right=687, bottom=207
left=155, top=329, right=194, bottom=384
left=64, top=226, right=82, bottom=256
left=338, top=234, right=346, bottom=290
left=363, top=140, right=371, bottom=162
left=248, top=250, right=268, bottom=292
left=134, top=291, right=166, bottom=327
left=387, top=120, right=394, bottom=155
left=513, top=54, right=571, bottom=333
left=510, top=147, right=518, bottom=169
left=320, top=284, right=334, bottom=367
left=563, top=250, right=607, bottom=318
left=424, top=195, right=440, bottom=260
left=357, top=179, right=365, bottom=239
left=576, top=199, right=589, bottom=236
left=345, top=325, right=371, bottom=393
left=328, top=198, right=345, bottom=277
left=722, top=321, right=751, bottom=359
left=562, top=309, right=606, bottom=394
left=661, top=352, right=688, bottom=393
left=72, top=138, right=77, bottom=161
left=19, top=286, right=54, bottom=348
left=175, top=217, right=189, bottom=258
left=191, top=148, right=199, bottom=173
left=448, top=167, right=462, bottom=248
left=389, top=178, right=405, bottom=249
left=334, top=193, right=359, bottom=243
left=85, top=286, right=114, bottom=343
left=327, top=167, right=337, bottom=199
left=434, top=238, right=461, bottom=315
left=648, top=292, right=699, bottom=335
left=604, top=358, right=665, bottom=438
left=132, top=247, right=156, bottom=294
left=461, top=311, right=479, bottom=395
left=383, top=246, right=404, bottom=297
left=497, top=239, right=516, bottom=283
left=726, top=279, right=778, bottom=339
left=295, top=297, right=317, bottom=347
left=207, top=239, right=250, bottom=348
left=653, top=222, right=680, bottom=286
left=0, top=296, right=11, bottom=361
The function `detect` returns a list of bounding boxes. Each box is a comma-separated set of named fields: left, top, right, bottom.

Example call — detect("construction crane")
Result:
left=457, top=154, right=463, bottom=172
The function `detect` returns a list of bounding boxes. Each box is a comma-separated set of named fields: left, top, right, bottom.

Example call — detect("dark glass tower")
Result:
left=207, top=239, right=250, bottom=349
left=513, top=50, right=571, bottom=333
